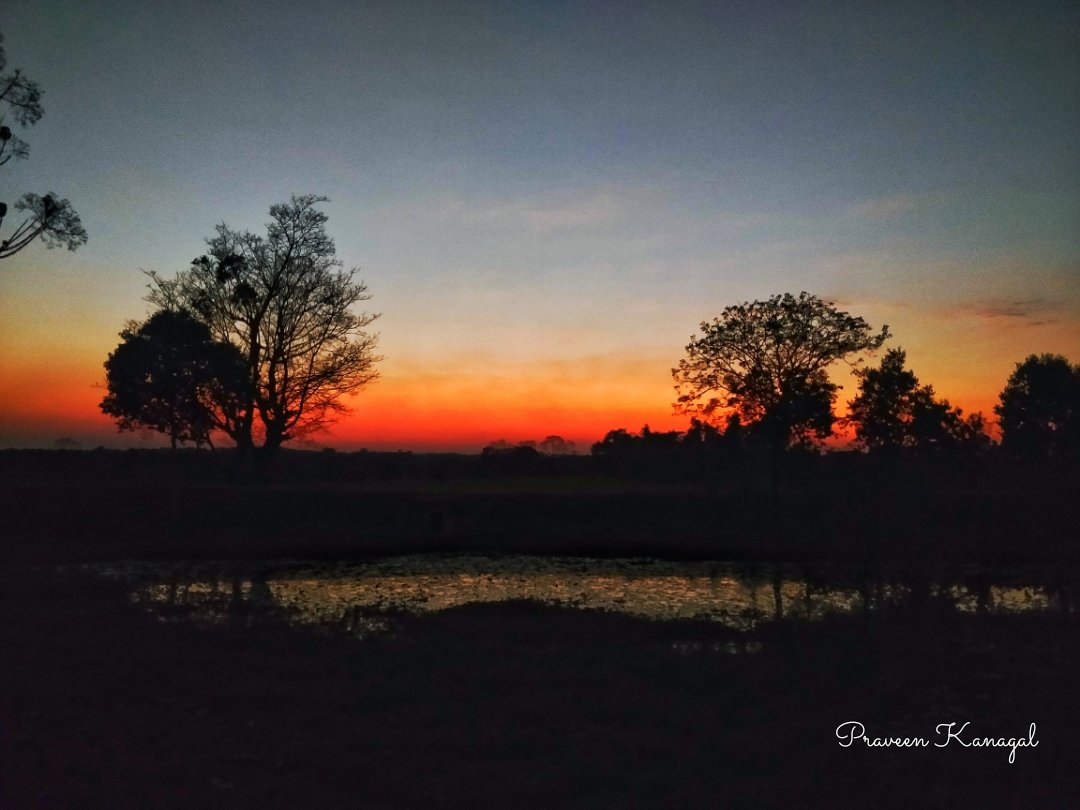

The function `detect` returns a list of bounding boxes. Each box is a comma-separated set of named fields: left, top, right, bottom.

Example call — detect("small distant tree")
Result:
left=146, top=195, right=381, bottom=462
left=995, top=354, right=1080, bottom=458
left=591, top=425, right=684, bottom=455
left=537, top=435, right=576, bottom=455
left=590, top=429, right=634, bottom=455
left=673, top=292, right=890, bottom=450
left=846, top=348, right=990, bottom=454
left=101, top=310, right=247, bottom=449
left=0, top=31, right=86, bottom=260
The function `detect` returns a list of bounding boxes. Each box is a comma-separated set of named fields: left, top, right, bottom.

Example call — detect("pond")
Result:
left=79, top=555, right=1080, bottom=637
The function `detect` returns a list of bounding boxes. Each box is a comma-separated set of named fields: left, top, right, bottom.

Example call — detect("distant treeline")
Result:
left=0, top=441, right=1073, bottom=493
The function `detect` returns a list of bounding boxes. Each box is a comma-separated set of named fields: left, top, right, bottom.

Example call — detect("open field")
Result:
left=5, top=449, right=1076, bottom=566
left=3, top=476, right=1077, bottom=565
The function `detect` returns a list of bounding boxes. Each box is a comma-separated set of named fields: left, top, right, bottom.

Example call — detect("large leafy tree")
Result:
left=146, top=195, right=381, bottom=459
left=101, top=310, right=247, bottom=449
left=0, top=31, right=86, bottom=260
left=845, top=348, right=989, bottom=454
left=994, top=354, right=1079, bottom=459
left=673, top=292, right=889, bottom=449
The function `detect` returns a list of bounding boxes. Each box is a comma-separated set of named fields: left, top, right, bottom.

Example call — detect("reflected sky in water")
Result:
left=78, top=556, right=1080, bottom=636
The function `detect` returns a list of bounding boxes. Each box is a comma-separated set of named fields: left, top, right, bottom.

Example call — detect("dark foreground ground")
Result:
left=3, top=451, right=1077, bottom=806
left=4, top=478, right=1079, bottom=565
left=2, top=448, right=1079, bottom=565
left=1, top=567, right=1077, bottom=809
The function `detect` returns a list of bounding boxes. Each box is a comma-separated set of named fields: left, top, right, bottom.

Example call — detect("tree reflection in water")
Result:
left=77, top=556, right=1079, bottom=641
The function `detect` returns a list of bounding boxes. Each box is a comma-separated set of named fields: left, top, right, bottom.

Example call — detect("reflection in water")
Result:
left=80, top=556, right=1080, bottom=637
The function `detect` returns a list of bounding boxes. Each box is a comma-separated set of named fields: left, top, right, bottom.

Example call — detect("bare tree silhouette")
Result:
left=147, top=195, right=381, bottom=462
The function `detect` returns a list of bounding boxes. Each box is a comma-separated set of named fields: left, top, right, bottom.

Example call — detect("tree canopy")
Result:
left=845, top=348, right=989, bottom=454
left=673, top=292, right=889, bottom=449
left=0, top=30, right=86, bottom=260
left=146, top=195, right=381, bottom=458
left=994, top=354, right=1079, bottom=459
left=101, top=310, right=247, bottom=449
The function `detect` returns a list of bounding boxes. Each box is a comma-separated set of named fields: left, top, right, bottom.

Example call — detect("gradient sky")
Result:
left=1, top=0, right=1078, bottom=451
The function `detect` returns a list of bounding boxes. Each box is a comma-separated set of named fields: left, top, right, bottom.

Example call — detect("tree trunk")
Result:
left=252, top=438, right=283, bottom=483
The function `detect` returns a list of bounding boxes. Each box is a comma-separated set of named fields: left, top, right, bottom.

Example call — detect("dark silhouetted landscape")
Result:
left=3, top=2, right=1079, bottom=807
left=2, top=445, right=1079, bottom=807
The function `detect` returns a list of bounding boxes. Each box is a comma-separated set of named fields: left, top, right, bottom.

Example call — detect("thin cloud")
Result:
left=954, top=299, right=1058, bottom=326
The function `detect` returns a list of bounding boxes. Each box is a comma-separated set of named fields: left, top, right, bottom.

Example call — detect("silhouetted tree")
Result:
left=682, top=417, right=724, bottom=447
left=994, top=354, right=1080, bottom=459
left=591, top=422, right=756, bottom=483
left=845, top=349, right=917, bottom=451
left=846, top=348, right=990, bottom=454
left=673, top=292, right=889, bottom=450
left=0, top=31, right=85, bottom=260
left=537, top=435, right=576, bottom=455
left=146, top=195, right=381, bottom=462
left=907, top=388, right=990, bottom=454
left=101, top=310, right=247, bottom=449
left=590, top=428, right=635, bottom=455
left=591, top=425, right=683, bottom=455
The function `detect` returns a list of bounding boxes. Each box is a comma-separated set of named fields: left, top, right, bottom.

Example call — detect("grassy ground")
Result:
left=3, top=479, right=1079, bottom=565
left=1, top=567, right=1077, bottom=808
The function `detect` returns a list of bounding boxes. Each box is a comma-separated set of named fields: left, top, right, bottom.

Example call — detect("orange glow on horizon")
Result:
left=1, top=301, right=1074, bottom=452
left=0, top=358, right=1013, bottom=453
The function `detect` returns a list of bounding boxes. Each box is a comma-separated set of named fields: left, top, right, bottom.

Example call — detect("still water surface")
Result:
left=82, top=555, right=1079, bottom=636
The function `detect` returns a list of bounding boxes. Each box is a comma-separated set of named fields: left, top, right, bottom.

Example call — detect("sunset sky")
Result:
left=1, top=0, right=1077, bottom=452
